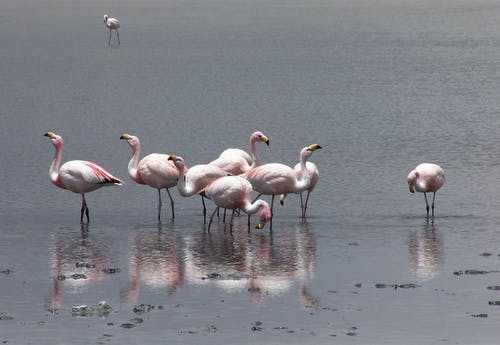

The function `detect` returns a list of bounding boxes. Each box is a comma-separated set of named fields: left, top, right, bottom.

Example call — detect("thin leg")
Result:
left=116, top=30, right=120, bottom=45
left=223, top=208, right=227, bottom=222
left=423, top=192, right=430, bottom=220
left=201, top=196, right=207, bottom=224
left=431, top=192, right=436, bottom=219
left=81, top=194, right=89, bottom=223
left=157, top=189, right=162, bottom=222
left=166, top=188, right=175, bottom=219
left=108, top=29, right=112, bottom=45
left=229, top=210, right=236, bottom=233
left=208, top=207, right=218, bottom=232
left=270, top=195, right=275, bottom=218
left=303, top=191, right=311, bottom=218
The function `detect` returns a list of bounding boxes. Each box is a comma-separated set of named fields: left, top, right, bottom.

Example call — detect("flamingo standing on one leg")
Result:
left=44, top=132, right=123, bottom=223
left=204, top=176, right=272, bottom=232
left=167, top=155, right=228, bottom=222
left=103, top=14, right=120, bottom=46
left=209, top=131, right=270, bottom=175
left=407, top=163, right=445, bottom=220
left=244, top=144, right=321, bottom=219
left=120, top=134, right=185, bottom=221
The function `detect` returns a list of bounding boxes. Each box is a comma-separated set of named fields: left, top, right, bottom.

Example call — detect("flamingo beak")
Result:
left=279, top=194, right=286, bottom=205
left=308, top=144, right=322, bottom=151
left=168, top=155, right=177, bottom=161
left=120, top=134, right=131, bottom=140
left=409, top=184, right=415, bottom=193
left=255, top=221, right=267, bottom=230
left=262, top=135, right=270, bottom=146
left=44, top=131, right=56, bottom=139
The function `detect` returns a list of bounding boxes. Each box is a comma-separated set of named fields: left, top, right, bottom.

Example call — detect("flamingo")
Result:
left=293, top=161, right=319, bottom=218
left=44, top=132, right=123, bottom=223
left=103, top=14, right=120, bottom=46
left=120, top=133, right=184, bottom=221
left=167, top=155, right=228, bottom=222
left=204, top=176, right=272, bottom=231
left=244, top=144, right=322, bottom=217
left=407, top=163, right=445, bottom=220
left=209, top=131, right=270, bottom=175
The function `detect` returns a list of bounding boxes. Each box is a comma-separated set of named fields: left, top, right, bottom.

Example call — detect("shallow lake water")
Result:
left=1, top=0, right=500, bottom=343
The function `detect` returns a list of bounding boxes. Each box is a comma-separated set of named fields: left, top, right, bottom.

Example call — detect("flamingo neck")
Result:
left=244, top=199, right=266, bottom=215
left=295, top=152, right=311, bottom=192
left=127, top=142, right=144, bottom=184
left=176, top=163, right=192, bottom=196
left=249, top=137, right=261, bottom=168
left=49, top=144, right=65, bottom=189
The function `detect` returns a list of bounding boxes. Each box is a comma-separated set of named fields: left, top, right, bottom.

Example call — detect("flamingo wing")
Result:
left=59, top=160, right=122, bottom=193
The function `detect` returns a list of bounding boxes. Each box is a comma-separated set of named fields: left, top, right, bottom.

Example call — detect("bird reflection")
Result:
left=408, top=223, right=444, bottom=281
left=123, top=227, right=184, bottom=303
left=49, top=224, right=115, bottom=310
left=184, top=222, right=317, bottom=304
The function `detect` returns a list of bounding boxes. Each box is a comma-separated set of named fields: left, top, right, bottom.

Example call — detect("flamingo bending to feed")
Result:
left=103, top=14, right=120, bottom=46
left=168, top=155, right=228, bottom=221
left=44, top=132, right=123, bottom=223
left=407, top=163, right=445, bottom=220
left=293, top=161, right=319, bottom=218
left=209, top=131, right=270, bottom=175
left=204, top=176, right=272, bottom=231
left=120, top=134, right=185, bottom=221
left=244, top=144, right=322, bottom=217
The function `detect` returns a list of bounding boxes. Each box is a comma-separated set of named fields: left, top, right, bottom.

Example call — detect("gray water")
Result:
left=1, top=0, right=500, bottom=343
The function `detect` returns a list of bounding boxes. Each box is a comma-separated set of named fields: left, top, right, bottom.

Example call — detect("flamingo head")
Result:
left=252, top=131, right=270, bottom=146
left=407, top=170, right=418, bottom=193
left=301, top=143, right=322, bottom=160
left=167, top=155, right=185, bottom=170
left=103, top=14, right=109, bottom=23
left=44, top=131, right=63, bottom=147
left=255, top=201, right=272, bottom=230
left=120, top=133, right=140, bottom=149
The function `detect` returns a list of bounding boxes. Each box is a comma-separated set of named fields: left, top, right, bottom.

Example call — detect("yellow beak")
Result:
left=409, top=184, right=415, bottom=193
left=120, top=133, right=131, bottom=140
left=44, top=131, right=56, bottom=139
left=255, top=221, right=266, bottom=230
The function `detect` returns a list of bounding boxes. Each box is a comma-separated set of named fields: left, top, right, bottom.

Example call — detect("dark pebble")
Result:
left=120, top=323, right=136, bottom=329
left=102, top=268, right=120, bottom=274
left=0, top=269, right=12, bottom=275
left=354, top=283, right=362, bottom=288
left=251, top=326, right=263, bottom=332
left=398, top=283, right=421, bottom=289
left=346, top=332, right=356, bottom=336
left=486, top=286, right=500, bottom=291
left=133, top=304, right=154, bottom=314
left=470, top=313, right=488, bottom=318
left=130, top=318, right=143, bottom=324
left=69, top=273, right=87, bottom=280
left=0, top=314, right=14, bottom=321
left=480, top=253, right=492, bottom=257
left=488, top=301, right=500, bottom=306
left=248, top=287, right=261, bottom=293
left=205, top=273, right=223, bottom=280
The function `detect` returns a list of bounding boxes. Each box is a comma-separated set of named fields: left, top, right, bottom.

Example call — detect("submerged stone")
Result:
left=133, top=304, right=154, bottom=314
left=0, top=313, right=14, bottom=320
left=102, top=268, right=120, bottom=274
left=71, top=305, right=94, bottom=317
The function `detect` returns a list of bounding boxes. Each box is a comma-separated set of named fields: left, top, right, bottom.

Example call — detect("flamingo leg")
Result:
left=201, top=196, right=207, bottom=223
left=166, top=188, right=175, bottom=219
left=423, top=192, right=430, bottom=220
left=80, top=194, right=89, bottom=223
left=208, top=207, right=218, bottom=232
left=229, top=210, right=236, bottom=233
left=157, top=189, right=162, bottom=222
left=223, top=208, right=226, bottom=222
left=303, top=191, right=311, bottom=218
left=108, top=29, right=112, bottom=45
left=116, top=30, right=120, bottom=45
left=270, top=195, right=275, bottom=218
left=299, top=192, right=305, bottom=218
left=431, top=192, right=436, bottom=219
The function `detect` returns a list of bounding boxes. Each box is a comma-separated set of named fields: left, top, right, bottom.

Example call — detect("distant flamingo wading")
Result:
left=120, top=134, right=184, bottom=221
left=104, top=14, right=120, bottom=46
left=292, top=161, right=319, bottom=218
left=44, top=132, right=123, bottom=223
left=204, top=176, right=272, bottom=231
left=407, top=163, right=445, bottom=220
left=209, top=131, right=270, bottom=175
left=244, top=144, right=322, bottom=218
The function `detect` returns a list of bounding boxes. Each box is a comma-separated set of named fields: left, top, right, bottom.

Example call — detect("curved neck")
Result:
left=295, top=152, right=311, bottom=192
left=249, top=136, right=261, bottom=168
left=49, top=144, right=65, bottom=189
left=176, top=163, right=193, bottom=196
left=128, top=142, right=144, bottom=184
left=244, top=199, right=266, bottom=215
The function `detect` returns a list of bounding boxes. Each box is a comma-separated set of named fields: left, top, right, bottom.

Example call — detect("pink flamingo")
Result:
left=244, top=144, right=321, bottom=218
left=293, top=161, right=319, bottom=218
left=103, top=14, right=120, bottom=46
left=204, top=176, right=272, bottom=231
left=44, top=132, right=123, bottom=223
left=407, top=163, right=445, bottom=220
left=167, top=155, right=228, bottom=222
left=120, top=133, right=185, bottom=221
left=209, top=131, right=270, bottom=175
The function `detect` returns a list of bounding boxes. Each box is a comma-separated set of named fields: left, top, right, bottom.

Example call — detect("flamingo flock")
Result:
left=44, top=130, right=446, bottom=228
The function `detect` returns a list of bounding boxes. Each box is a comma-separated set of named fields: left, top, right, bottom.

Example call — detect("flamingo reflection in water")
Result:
left=408, top=224, right=444, bottom=281
left=183, top=222, right=317, bottom=305
left=49, top=224, right=117, bottom=311
left=124, top=228, right=184, bottom=303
